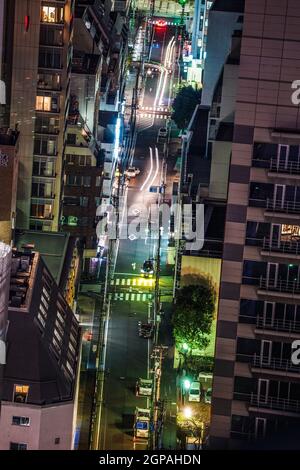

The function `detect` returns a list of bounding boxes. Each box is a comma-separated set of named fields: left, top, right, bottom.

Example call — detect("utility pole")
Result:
left=151, top=345, right=168, bottom=449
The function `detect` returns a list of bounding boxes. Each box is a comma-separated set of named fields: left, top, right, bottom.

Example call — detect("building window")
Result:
left=10, top=442, right=27, bottom=450
left=95, top=176, right=101, bottom=187
left=37, top=72, right=61, bottom=91
left=41, top=6, right=64, bottom=24
left=82, top=176, right=91, bottom=187
left=30, top=202, right=53, bottom=219
left=13, top=385, right=29, bottom=403
left=80, top=197, right=89, bottom=207
left=95, top=197, right=101, bottom=207
left=36, top=96, right=51, bottom=112
left=66, top=174, right=81, bottom=186
left=34, top=136, right=57, bottom=155
left=12, top=416, right=30, bottom=427
left=54, top=437, right=60, bottom=445
left=39, top=48, right=62, bottom=69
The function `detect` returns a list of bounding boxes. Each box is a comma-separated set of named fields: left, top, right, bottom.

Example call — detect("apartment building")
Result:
left=0, top=245, right=80, bottom=450
left=210, top=0, right=300, bottom=449
left=61, top=0, right=128, bottom=272
left=0, top=129, right=19, bottom=244
left=6, top=0, right=74, bottom=232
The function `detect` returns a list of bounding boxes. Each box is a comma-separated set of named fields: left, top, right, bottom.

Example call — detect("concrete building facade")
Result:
left=210, top=0, right=300, bottom=449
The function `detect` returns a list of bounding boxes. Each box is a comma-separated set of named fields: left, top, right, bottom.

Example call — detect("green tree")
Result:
left=171, top=85, right=201, bottom=130
left=173, top=283, right=215, bottom=351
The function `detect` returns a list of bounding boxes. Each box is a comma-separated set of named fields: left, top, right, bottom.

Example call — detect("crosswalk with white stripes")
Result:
left=109, top=292, right=153, bottom=302
left=110, top=277, right=154, bottom=288
left=109, top=276, right=154, bottom=302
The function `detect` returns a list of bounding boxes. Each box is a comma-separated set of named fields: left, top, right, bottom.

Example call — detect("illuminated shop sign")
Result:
left=281, top=224, right=300, bottom=237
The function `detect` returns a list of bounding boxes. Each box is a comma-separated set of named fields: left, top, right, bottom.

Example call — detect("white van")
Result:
left=188, top=381, right=201, bottom=402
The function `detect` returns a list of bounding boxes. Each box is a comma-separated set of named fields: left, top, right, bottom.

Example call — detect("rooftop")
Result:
left=15, top=231, right=70, bottom=285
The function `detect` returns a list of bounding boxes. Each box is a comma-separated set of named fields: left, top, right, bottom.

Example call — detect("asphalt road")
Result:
left=98, top=22, right=178, bottom=450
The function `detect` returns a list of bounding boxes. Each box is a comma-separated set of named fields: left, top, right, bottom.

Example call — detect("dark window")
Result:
left=12, top=416, right=30, bottom=427
left=236, top=337, right=260, bottom=361
left=234, top=376, right=256, bottom=398
left=54, top=437, right=60, bottom=445
left=239, top=299, right=263, bottom=323
left=246, top=221, right=270, bottom=245
left=10, top=442, right=27, bottom=450
left=243, top=260, right=266, bottom=284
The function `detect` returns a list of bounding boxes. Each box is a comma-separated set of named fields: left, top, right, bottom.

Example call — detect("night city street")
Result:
left=2, top=0, right=300, bottom=464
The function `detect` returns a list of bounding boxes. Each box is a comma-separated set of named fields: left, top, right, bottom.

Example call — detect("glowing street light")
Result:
left=182, top=342, right=189, bottom=352
left=183, top=379, right=191, bottom=390
left=183, top=406, right=193, bottom=419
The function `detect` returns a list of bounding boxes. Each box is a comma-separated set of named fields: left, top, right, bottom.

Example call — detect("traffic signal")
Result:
left=183, top=379, right=191, bottom=390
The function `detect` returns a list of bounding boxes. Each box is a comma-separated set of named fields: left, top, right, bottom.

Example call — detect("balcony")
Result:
left=256, top=315, right=300, bottom=336
left=234, top=391, right=300, bottom=415
left=252, top=354, right=300, bottom=375
left=269, top=158, right=300, bottom=177
left=250, top=394, right=300, bottom=415
left=257, top=276, right=300, bottom=300
left=260, top=238, right=300, bottom=262
left=266, top=198, right=300, bottom=215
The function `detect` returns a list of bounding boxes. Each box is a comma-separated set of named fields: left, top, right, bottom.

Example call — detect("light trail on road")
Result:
left=140, top=147, right=154, bottom=191
left=147, top=146, right=160, bottom=191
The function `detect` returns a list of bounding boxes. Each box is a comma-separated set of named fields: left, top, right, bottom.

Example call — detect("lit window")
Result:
left=36, top=96, right=51, bottom=111
left=41, top=6, right=63, bottom=23
left=12, top=416, right=30, bottom=427
left=13, top=385, right=29, bottom=403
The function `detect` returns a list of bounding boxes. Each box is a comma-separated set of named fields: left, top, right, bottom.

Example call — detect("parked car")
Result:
left=133, top=407, right=151, bottom=440
left=125, top=167, right=140, bottom=178
left=188, top=381, right=201, bottom=402
left=136, top=378, right=153, bottom=397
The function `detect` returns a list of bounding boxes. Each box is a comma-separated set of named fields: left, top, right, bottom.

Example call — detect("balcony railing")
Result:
left=266, top=198, right=300, bottom=214
left=249, top=198, right=300, bottom=214
left=234, top=391, right=300, bottom=414
left=252, top=158, right=300, bottom=175
left=253, top=354, right=300, bottom=373
left=256, top=316, right=300, bottom=334
left=262, top=238, right=300, bottom=256
left=270, top=158, right=300, bottom=175
left=259, top=277, right=300, bottom=295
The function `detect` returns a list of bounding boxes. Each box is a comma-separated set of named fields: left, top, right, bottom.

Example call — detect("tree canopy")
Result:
left=173, top=283, right=215, bottom=351
left=171, top=85, right=201, bottom=130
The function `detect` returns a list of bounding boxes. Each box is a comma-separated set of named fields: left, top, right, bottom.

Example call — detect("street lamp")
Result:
left=183, top=406, right=193, bottom=419
left=182, top=342, right=189, bottom=352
